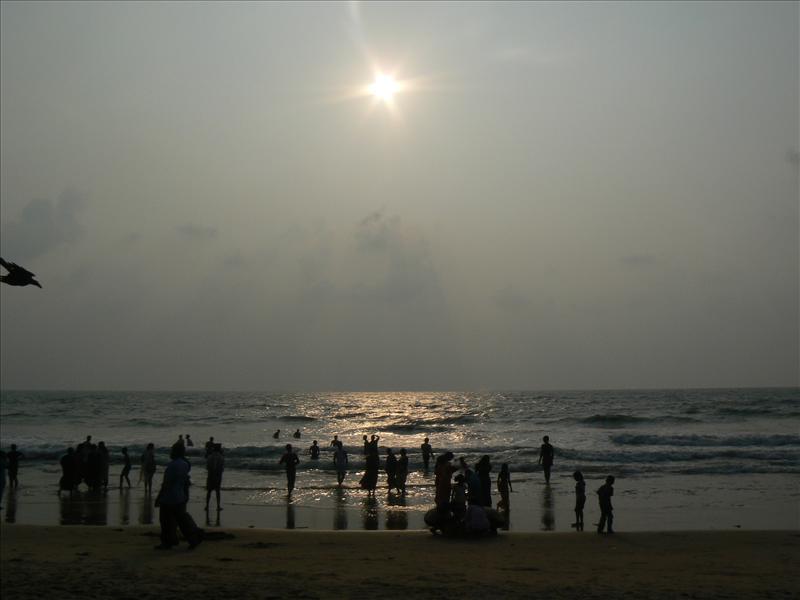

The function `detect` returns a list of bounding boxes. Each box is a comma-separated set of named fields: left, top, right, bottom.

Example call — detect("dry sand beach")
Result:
left=1, top=525, right=797, bottom=599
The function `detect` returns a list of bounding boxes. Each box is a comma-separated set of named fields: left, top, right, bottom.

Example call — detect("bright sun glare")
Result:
left=368, top=73, right=400, bottom=102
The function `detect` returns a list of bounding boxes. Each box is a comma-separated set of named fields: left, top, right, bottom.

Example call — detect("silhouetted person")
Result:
left=293, top=429, right=301, bottom=439
left=368, top=434, right=380, bottom=455
left=0, top=451, right=6, bottom=509
left=141, top=443, right=157, bottom=494
left=273, top=430, right=280, bottom=439
left=475, top=455, right=492, bottom=507
left=1, top=258, right=42, bottom=288
left=497, top=463, right=512, bottom=510
left=59, top=448, right=78, bottom=495
left=205, top=437, right=215, bottom=457
left=396, top=448, right=409, bottom=494
left=185, top=434, right=194, bottom=447
left=572, top=471, right=586, bottom=531
left=175, top=435, right=185, bottom=449
left=333, top=441, right=348, bottom=486
left=538, top=435, right=554, bottom=484
left=330, top=435, right=339, bottom=448
left=362, top=435, right=369, bottom=455
left=205, top=443, right=224, bottom=512
left=360, top=449, right=379, bottom=496
left=154, top=444, right=203, bottom=550
left=385, top=448, right=398, bottom=491
left=87, top=444, right=102, bottom=491
left=98, top=441, right=110, bottom=491
left=279, top=444, right=300, bottom=494
left=434, top=452, right=457, bottom=511
left=597, top=475, right=615, bottom=534
left=119, top=447, right=132, bottom=489
left=76, top=436, right=91, bottom=484
left=420, top=437, right=434, bottom=470
left=7, top=445, right=22, bottom=488
left=309, top=440, right=320, bottom=459
left=450, top=474, right=467, bottom=519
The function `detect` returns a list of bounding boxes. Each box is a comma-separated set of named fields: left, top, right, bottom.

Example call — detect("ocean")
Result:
left=1, top=388, right=798, bottom=531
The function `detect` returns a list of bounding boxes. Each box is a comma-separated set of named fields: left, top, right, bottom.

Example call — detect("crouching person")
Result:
left=155, top=444, right=203, bottom=550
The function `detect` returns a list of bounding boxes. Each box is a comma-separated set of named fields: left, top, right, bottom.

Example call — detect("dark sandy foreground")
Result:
left=1, top=525, right=797, bottom=599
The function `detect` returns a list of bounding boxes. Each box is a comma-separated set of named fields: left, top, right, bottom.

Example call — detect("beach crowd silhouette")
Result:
left=0, top=432, right=618, bottom=542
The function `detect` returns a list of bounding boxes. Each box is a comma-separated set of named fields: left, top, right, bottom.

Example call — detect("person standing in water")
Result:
left=0, top=451, right=7, bottom=508
left=572, top=471, right=586, bottom=531
left=273, top=430, right=281, bottom=440
left=475, top=455, right=493, bottom=507
left=597, top=475, right=615, bottom=534
left=385, top=448, right=398, bottom=491
left=396, top=448, right=409, bottom=494
left=141, top=443, right=157, bottom=495
left=434, top=452, right=457, bottom=511
left=7, top=444, right=23, bottom=489
left=309, top=440, right=320, bottom=460
left=420, top=437, right=434, bottom=471
left=205, top=443, right=224, bottom=512
left=333, top=441, right=348, bottom=487
left=185, top=435, right=194, bottom=447
left=119, top=447, right=132, bottom=489
left=538, top=435, right=555, bottom=484
left=497, top=463, right=512, bottom=510
left=293, top=429, right=301, bottom=439
left=279, top=444, right=300, bottom=494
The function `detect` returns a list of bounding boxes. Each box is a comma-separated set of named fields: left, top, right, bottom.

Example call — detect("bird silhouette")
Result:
left=1, top=258, right=42, bottom=288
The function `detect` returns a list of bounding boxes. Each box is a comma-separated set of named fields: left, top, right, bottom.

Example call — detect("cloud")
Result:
left=494, top=286, right=532, bottom=312
left=175, top=223, right=218, bottom=241
left=619, top=254, right=658, bottom=268
left=0, top=189, right=86, bottom=260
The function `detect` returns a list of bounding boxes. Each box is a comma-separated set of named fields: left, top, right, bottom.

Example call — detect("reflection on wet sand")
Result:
left=59, top=490, right=108, bottom=525
left=5, top=489, right=18, bottom=523
left=333, top=487, right=348, bottom=530
left=139, top=493, right=154, bottom=525
left=499, top=507, right=510, bottom=531
left=286, top=499, right=296, bottom=529
left=385, top=492, right=408, bottom=530
left=205, top=507, right=221, bottom=528
left=361, top=495, right=378, bottom=530
left=541, top=485, right=555, bottom=531
left=118, top=488, right=131, bottom=526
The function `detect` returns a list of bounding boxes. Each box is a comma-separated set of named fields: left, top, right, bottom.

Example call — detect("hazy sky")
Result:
left=1, top=1, right=797, bottom=391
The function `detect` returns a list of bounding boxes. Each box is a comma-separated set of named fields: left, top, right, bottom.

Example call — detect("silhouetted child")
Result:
left=538, top=435, right=554, bottom=484
left=185, top=434, right=194, bottom=447
left=497, top=463, right=512, bottom=510
left=596, top=475, right=615, bottom=534
left=450, top=474, right=467, bottom=519
left=571, top=470, right=585, bottom=531
left=293, top=429, right=301, bottom=439
left=119, top=447, right=132, bottom=489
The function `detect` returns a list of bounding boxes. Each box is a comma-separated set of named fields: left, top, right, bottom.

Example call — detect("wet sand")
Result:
left=1, top=525, right=797, bottom=599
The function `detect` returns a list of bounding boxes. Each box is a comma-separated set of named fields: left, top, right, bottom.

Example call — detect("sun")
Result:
left=368, top=73, right=400, bottom=102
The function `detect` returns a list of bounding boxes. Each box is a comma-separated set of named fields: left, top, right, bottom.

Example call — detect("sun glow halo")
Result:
left=368, top=73, right=400, bottom=102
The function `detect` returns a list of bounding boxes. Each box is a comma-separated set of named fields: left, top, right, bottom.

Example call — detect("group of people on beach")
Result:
left=3, top=432, right=616, bottom=536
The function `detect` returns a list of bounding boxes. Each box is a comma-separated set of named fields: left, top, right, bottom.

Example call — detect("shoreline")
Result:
left=1, top=525, right=798, bottom=599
